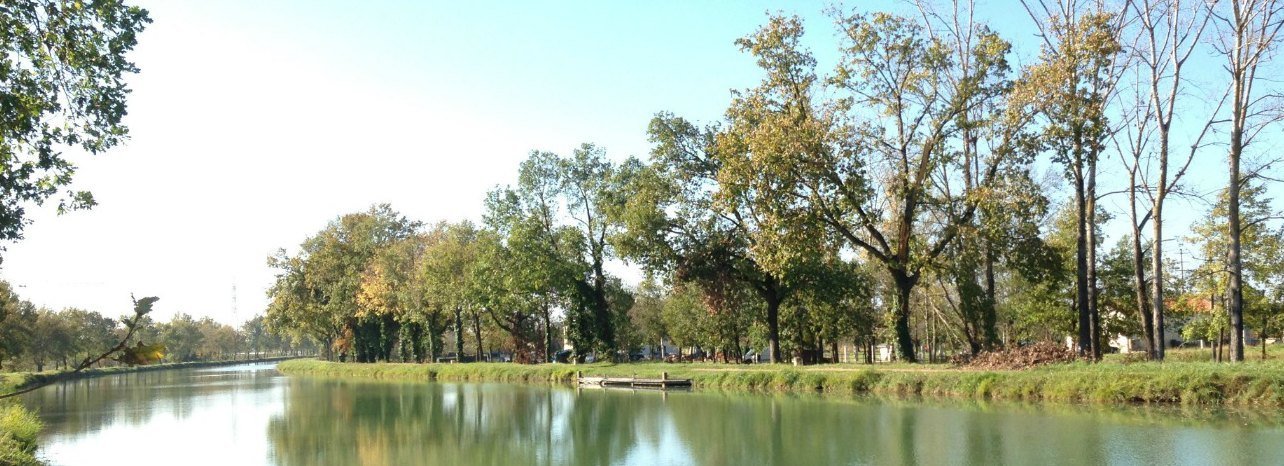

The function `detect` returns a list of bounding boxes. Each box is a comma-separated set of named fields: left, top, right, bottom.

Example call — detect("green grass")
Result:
left=0, top=403, right=43, bottom=466
left=278, top=355, right=1284, bottom=407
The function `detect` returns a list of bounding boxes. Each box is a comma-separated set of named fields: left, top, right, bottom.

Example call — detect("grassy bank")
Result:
left=278, top=355, right=1284, bottom=407
left=0, top=356, right=304, bottom=395
left=0, top=403, right=42, bottom=466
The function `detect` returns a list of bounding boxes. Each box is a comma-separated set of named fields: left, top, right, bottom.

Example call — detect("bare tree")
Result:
left=1123, top=0, right=1222, bottom=360
left=1210, top=0, right=1284, bottom=361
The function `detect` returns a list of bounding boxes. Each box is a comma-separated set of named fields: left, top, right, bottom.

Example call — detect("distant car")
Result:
left=554, top=350, right=572, bottom=363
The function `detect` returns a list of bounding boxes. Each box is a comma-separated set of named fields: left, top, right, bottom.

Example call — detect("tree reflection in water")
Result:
left=24, top=364, right=1284, bottom=465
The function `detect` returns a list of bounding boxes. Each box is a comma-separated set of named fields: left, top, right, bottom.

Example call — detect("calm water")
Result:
left=20, top=363, right=1284, bottom=465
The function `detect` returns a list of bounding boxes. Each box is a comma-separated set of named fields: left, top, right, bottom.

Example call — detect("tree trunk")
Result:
left=1219, top=325, right=1227, bottom=362
left=1262, top=315, right=1269, bottom=360
left=472, top=311, right=484, bottom=362
left=542, top=297, right=554, bottom=363
left=1075, top=175, right=1092, bottom=357
left=983, top=244, right=998, bottom=350
left=591, top=256, right=615, bottom=355
left=427, top=321, right=440, bottom=362
left=892, top=270, right=919, bottom=363
left=734, top=318, right=744, bottom=364
left=1087, top=156, right=1101, bottom=360
left=1129, top=169, right=1156, bottom=359
left=765, top=293, right=782, bottom=364
left=1152, top=128, right=1168, bottom=361
left=1228, top=126, right=1245, bottom=361
left=454, top=306, right=465, bottom=362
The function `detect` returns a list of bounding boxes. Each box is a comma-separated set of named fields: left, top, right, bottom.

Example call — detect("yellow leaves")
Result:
left=356, top=266, right=394, bottom=318
left=113, top=342, right=165, bottom=366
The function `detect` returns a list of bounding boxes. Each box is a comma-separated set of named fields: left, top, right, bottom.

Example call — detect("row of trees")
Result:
left=267, top=0, right=1284, bottom=364
left=0, top=281, right=307, bottom=372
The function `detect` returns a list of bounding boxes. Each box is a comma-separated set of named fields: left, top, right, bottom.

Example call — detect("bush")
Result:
left=0, top=403, right=43, bottom=466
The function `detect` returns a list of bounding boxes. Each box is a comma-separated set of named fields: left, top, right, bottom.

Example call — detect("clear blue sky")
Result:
left=0, top=1, right=1265, bottom=325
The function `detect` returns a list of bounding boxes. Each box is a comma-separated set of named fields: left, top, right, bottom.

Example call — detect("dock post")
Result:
left=576, top=370, right=582, bottom=380
left=662, top=371, right=668, bottom=381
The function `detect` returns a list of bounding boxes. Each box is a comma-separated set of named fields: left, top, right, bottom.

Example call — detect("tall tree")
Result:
left=614, top=114, right=804, bottom=363
left=484, top=186, right=577, bottom=362
left=1190, top=181, right=1284, bottom=360
left=489, top=147, right=632, bottom=360
left=0, top=282, right=35, bottom=370
left=487, top=157, right=570, bottom=361
left=0, top=1, right=150, bottom=244
left=420, top=221, right=486, bottom=361
left=1210, top=0, right=1284, bottom=361
left=1019, top=0, right=1125, bottom=359
left=1118, top=0, right=1220, bottom=360
left=559, top=144, right=633, bottom=357
left=471, top=229, right=541, bottom=363
left=714, top=11, right=1027, bottom=362
left=266, top=204, right=419, bottom=361
left=358, top=232, right=438, bottom=362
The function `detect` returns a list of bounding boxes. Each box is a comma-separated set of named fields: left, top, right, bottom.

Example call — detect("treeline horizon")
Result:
left=259, top=1, right=1284, bottom=365
left=0, top=281, right=310, bottom=373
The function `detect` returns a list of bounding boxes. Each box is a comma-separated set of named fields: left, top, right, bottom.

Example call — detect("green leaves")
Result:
left=266, top=204, right=421, bottom=361
left=132, top=296, right=159, bottom=318
left=0, top=0, right=150, bottom=243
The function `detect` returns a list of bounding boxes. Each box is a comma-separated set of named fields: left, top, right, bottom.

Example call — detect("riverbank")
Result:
left=0, top=403, right=41, bottom=466
left=0, top=356, right=305, bottom=395
left=277, top=357, right=1284, bottom=406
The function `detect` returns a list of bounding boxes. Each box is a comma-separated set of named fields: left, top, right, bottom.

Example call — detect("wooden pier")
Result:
left=576, top=371, right=691, bottom=390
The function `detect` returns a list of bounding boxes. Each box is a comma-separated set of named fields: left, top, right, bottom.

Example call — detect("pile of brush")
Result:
left=955, top=342, right=1078, bottom=370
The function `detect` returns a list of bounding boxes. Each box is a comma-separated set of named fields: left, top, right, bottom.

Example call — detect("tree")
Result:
left=1189, top=180, right=1284, bottom=360
left=1210, top=0, right=1284, bottom=361
left=614, top=113, right=807, bottom=363
left=0, top=282, right=35, bottom=370
left=158, top=313, right=204, bottom=362
left=486, top=160, right=577, bottom=362
left=559, top=145, right=633, bottom=357
left=1099, top=238, right=1148, bottom=347
left=488, top=148, right=632, bottom=361
left=714, top=11, right=1028, bottom=362
left=998, top=203, right=1077, bottom=346
left=420, top=221, right=485, bottom=361
left=0, top=1, right=150, bottom=244
left=2, top=295, right=163, bottom=399
left=626, top=277, right=669, bottom=359
left=243, top=315, right=268, bottom=358
left=1118, top=0, right=1220, bottom=360
left=660, top=284, right=707, bottom=359
left=484, top=188, right=575, bottom=362
left=63, top=308, right=118, bottom=365
left=266, top=204, right=420, bottom=361
left=1018, top=0, right=1125, bottom=359
left=28, top=308, right=71, bottom=371
left=359, top=232, right=439, bottom=362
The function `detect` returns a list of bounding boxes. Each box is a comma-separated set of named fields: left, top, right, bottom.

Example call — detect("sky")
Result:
left=0, top=1, right=1267, bottom=325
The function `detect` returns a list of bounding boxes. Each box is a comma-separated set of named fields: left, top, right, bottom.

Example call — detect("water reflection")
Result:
left=264, top=378, right=1284, bottom=466
left=22, top=364, right=1284, bottom=465
left=22, top=363, right=283, bottom=465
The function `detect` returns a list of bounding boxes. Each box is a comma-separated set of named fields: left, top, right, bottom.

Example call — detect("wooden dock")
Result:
left=576, top=371, right=691, bottom=390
